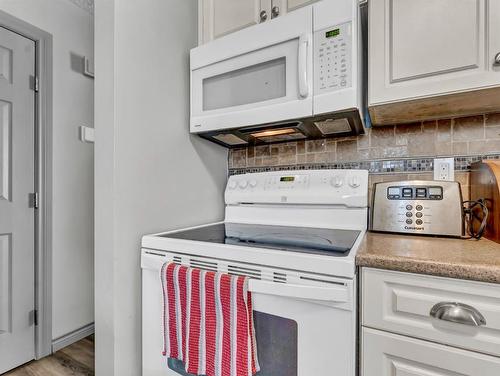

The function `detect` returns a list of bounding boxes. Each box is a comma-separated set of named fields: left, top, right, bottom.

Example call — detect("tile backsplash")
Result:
left=229, top=113, right=500, bottom=171
left=228, top=112, right=500, bottom=200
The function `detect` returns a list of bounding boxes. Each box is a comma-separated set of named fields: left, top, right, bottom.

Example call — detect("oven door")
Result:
left=190, top=7, right=313, bottom=134
left=142, top=250, right=356, bottom=376
left=248, top=278, right=356, bottom=376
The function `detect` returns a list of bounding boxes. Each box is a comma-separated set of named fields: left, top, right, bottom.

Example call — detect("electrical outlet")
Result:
left=433, top=158, right=455, bottom=181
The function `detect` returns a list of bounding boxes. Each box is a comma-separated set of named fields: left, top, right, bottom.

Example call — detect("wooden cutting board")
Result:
left=471, top=160, right=500, bottom=244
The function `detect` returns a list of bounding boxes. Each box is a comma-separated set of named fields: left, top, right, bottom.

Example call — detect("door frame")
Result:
left=0, top=11, right=53, bottom=359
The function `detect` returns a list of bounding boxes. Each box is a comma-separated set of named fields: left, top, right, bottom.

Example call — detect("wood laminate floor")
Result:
left=3, top=336, right=94, bottom=376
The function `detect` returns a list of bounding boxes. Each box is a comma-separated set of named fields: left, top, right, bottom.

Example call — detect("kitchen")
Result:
left=1, top=0, right=500, bottom=375
left=143, top=0, right=500, bottom=375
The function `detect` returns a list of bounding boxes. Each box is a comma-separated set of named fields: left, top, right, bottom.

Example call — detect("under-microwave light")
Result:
left=251, top=128, right=298, bottom=138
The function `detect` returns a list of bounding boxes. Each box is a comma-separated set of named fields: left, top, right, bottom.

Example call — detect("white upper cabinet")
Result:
left=369, top=0, right=500, bottom=123
left=199, top=0, right=320, bottom=44
left=199, top=0, right=266, bottom=43
left=280, top=0, right=318, bottom=13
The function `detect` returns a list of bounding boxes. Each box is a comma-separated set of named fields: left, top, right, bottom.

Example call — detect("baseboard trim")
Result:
left=52, top=323, right=94, bottom=353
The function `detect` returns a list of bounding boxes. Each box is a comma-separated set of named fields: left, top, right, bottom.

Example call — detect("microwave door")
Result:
left=190, top=7, right=313, bottom=133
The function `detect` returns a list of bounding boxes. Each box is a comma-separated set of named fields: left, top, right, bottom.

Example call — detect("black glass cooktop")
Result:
left=160, top=223, right=361, bottom=257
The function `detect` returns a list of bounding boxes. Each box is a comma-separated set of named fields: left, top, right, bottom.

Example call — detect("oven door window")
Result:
left=167, top=311, right=298, bottom=376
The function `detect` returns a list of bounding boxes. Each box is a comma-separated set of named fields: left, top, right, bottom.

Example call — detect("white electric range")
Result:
left=141, top=169, right=368, bottom=376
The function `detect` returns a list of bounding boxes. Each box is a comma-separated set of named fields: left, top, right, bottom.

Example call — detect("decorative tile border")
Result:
left=229, top=113, right=500, bottom=171
left=228, top=154, right=500, bottom=175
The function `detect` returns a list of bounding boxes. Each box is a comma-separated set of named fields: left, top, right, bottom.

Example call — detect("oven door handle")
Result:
left=248, top=279, right=348, bottom=303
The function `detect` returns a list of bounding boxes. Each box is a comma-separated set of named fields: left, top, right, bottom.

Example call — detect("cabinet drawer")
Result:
left=362, top=327, right=500, bottom=376
left=362, top=268, right=500, bottom=357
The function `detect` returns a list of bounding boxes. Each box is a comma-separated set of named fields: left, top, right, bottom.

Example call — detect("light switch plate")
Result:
left=433, top=157, right=454, bottom=181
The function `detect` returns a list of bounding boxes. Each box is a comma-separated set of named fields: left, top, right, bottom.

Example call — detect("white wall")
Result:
left=0, top=0, right=94, bottom=340
left=94, top=0, right=227, bottom=374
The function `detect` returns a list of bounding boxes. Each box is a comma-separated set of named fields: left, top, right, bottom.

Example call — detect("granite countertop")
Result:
left=356, top=232, right=500, bottom=284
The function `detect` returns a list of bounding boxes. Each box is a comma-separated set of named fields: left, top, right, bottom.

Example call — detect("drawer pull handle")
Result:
left=430, top=302, right=486, bottom=326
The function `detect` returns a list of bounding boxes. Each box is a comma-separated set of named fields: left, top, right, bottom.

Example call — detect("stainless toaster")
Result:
left=371, top=180, right=464, bottom=237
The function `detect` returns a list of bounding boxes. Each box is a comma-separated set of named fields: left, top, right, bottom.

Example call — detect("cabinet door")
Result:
left=362, top=268, right=500, bottom=357
left=362, top=328, right=500, bottom=376
left=200, top=0, right=268, bottom=43
left=285, top=0, right=317, bottom=12
left=369, top=0, right=500, bottom=106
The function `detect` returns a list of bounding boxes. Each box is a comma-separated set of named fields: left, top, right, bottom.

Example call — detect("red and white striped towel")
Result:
left=160, top=262, right=260, bottom=376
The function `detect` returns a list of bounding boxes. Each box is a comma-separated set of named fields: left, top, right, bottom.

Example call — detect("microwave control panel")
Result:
left=314, top=21, right=352, bottom=94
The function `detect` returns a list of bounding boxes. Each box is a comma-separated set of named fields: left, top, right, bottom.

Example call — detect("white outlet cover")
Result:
left=433, top=157, right=454, bottom=181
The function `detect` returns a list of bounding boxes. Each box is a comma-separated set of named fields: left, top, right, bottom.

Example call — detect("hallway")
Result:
left=4, top=337, right=94, bottom=376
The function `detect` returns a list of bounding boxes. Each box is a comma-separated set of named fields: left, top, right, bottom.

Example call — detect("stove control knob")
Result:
left=249, top=180, right=258, bottom=188
left=238, top=180, right=248, bottom=189
left=228, top=180, right=237, bottom=190
left=349, top=176, right=361, bottom=188
left=331, top=175, right=344, bottom=188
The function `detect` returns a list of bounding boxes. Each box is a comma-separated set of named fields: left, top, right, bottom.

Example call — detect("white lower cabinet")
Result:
left=362, top=268, right=500, bottom=357
left=361, top=268, right=500, bottom=376
left=362, top=328, right=500, bottom=376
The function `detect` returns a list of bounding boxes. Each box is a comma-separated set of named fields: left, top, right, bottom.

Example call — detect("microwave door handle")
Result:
left=248, top=279, right=348, bottom=303
left=298, top=34, right=309, bottom=98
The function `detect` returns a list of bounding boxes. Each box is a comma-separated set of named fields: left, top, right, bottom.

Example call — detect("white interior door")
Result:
left=0, top=26, right=36, bottom=373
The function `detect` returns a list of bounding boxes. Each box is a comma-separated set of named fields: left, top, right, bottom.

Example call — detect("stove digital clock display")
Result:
left=280, top=176, right=295, bottom=182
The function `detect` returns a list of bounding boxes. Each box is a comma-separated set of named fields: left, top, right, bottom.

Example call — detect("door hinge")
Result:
left=30, top=75, right=39, bottom=92
left=29, top=309, right=38, bottom=326
left=29, top=192, right=39, bottom=209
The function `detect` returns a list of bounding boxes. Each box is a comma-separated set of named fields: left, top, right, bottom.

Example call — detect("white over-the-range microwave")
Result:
left=190, top=0, right=366, bottom=148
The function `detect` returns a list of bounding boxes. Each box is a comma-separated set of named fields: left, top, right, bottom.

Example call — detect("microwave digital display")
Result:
left=325, top=28, right=340, bottom=38
left=280, top=176, right=295, bottom=182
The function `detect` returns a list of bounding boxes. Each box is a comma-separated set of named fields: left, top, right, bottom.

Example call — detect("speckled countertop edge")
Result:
left=356, top=254, right=500, bottom=284
left=355, top=233, right=500, bottom=284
